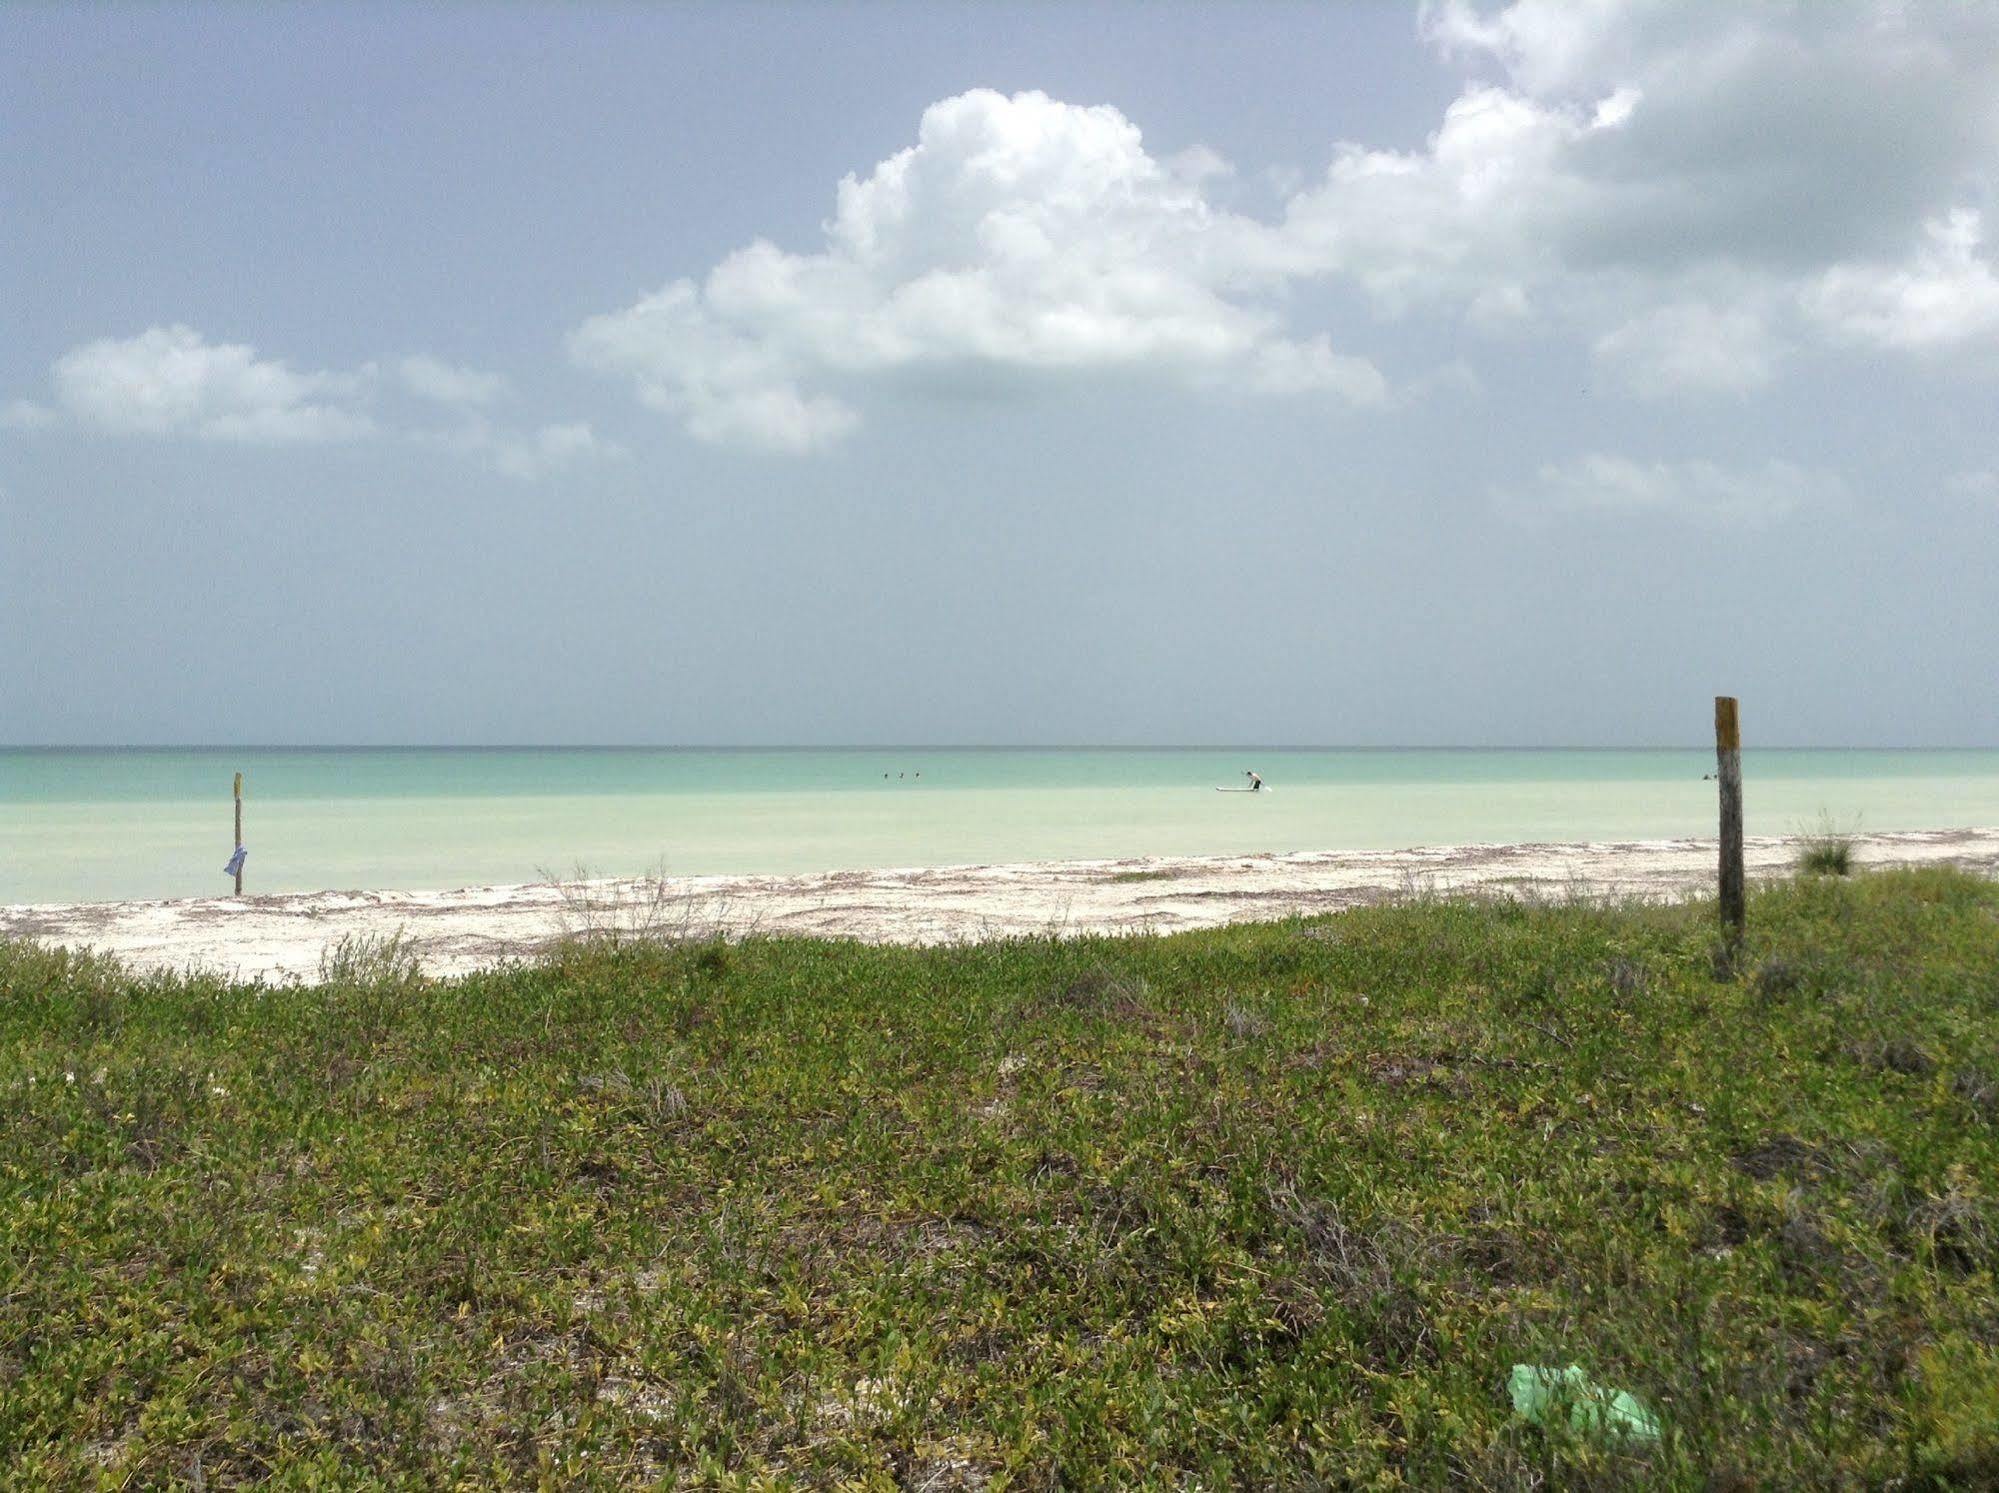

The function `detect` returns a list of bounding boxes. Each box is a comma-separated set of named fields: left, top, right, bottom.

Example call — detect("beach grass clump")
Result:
left=543, top=861, right=728, bottom=950
left=3, top=868, right=1998, bottom=1486
left=318, top=927, right=425, bottom=988
left=1797, top=813, right=1858, bottom=876
left=1798, top=837, right=1855, bottom=876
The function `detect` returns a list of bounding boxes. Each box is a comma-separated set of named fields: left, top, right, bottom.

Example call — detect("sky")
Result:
left=4, top=0, right=1997, bottom=747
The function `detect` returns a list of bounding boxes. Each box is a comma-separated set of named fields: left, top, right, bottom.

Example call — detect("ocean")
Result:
left=5, top=746, right=1999, bottom=905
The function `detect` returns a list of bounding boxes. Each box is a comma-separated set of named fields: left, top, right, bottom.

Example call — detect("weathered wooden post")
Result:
left=232, top=771, right=245, bottom=895
left=1715, top=697, right=1743, bottom=944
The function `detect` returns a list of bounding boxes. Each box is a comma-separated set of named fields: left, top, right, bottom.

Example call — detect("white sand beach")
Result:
left=5, top=826, right=1996, bottom=983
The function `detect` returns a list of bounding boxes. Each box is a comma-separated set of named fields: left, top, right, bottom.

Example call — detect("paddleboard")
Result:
left=1215, top=786, right=1272, bottom=793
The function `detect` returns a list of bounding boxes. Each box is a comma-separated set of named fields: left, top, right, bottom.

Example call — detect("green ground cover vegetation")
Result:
left=4, top=869, right=1998, bottom=1488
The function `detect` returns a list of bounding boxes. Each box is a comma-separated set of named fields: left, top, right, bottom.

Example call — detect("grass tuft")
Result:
left=1797, top=811, right=1858, bottom=876
left=1798, top=838, right=1855, bottom=876
left=318, top=927, right=425, bottom=987
left=542, top=860, right=737, bottom=951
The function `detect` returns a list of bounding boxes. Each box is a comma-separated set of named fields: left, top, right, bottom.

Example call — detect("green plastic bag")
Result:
left=1509, top=1363, right=1661, bottom=1442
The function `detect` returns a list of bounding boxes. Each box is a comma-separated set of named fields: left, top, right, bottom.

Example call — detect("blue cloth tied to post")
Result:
left=224, top=845, right=248, bottom=878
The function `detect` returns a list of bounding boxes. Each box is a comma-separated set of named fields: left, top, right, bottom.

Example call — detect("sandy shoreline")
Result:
left=6, top=826, right=1997, bottom=983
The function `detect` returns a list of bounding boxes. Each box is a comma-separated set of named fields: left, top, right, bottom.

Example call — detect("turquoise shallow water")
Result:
left=5, top=747, right=1999, bottom=904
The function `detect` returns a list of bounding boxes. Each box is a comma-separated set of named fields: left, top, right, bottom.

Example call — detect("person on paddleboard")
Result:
left=1246, top=770, right=1264, bottom=792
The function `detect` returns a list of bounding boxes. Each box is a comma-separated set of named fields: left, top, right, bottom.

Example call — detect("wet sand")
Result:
left=5, top=827, right=1995, bottom=983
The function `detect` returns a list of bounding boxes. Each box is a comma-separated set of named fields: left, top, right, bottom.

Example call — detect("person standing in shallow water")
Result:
left=1246, top=770, right=1263, bottom=792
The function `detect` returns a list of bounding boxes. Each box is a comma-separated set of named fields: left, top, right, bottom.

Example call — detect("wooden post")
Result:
left=1715, top=697, right=1743, bottom=943
left=233, top=772, right=244, bottom=895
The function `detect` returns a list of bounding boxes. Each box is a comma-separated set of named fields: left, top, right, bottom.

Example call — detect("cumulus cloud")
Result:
left=572, top=88, right=1386, bottom=450
left=1804, top=210, right=1999, bottom=351
left=27, top=6, right=1996, bottom=468
left=576, top=7, right=1999, bottom=448
left=50, top=327, right=373, bottom=443
left=15, top=328, right=604, bottom=479
left=46, top=325, right=376, bottom=443
left=490, top=422, right=608, bottom=480
left=1592, top=300, right=1779, bottom=396
left=1415, top=0, right=1999, bottom=274
left=573, top=280, right=862, bottom=452
left=398, top=355, right=507, bottom=406
left=1420, top=0, right=1704, bottom=98
left=1301, top=1, right=1999, bottom=380
left=1303, top=1, right=1999, bottom=354
left=1501, top=453, right=1839, bottom=528
left=416, top=418, right=617, bottom=480
left=1275, top=82, right=1636, bottom=313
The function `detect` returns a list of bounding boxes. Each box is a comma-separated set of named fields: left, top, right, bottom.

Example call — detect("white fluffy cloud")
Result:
left=23, top=5, right=1998, bottom=471
left=1591, top=300, right=1778, bottom=396
left=49, top=325, right=375, bottom=443
left=1276, top=82, right=1640, bottom=314
left=398, top=355, right=507, bottom=406
left=1804, top=210, right=1999, bottom=351
left=17, top=328, right=604, bottom=480
left=1502, top=453, right=1839, bottom=528
left=1305, top=1, right=1999, bottom=378
left=577, top=6, right=1999, bottom=447
left=572, top=88, right=1385, bottom=451
left=490, top=422, right=606, bottom=480
left=1414, top=0, right=1999, bottom=276
left=414, top=418, right=614, bottom=480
